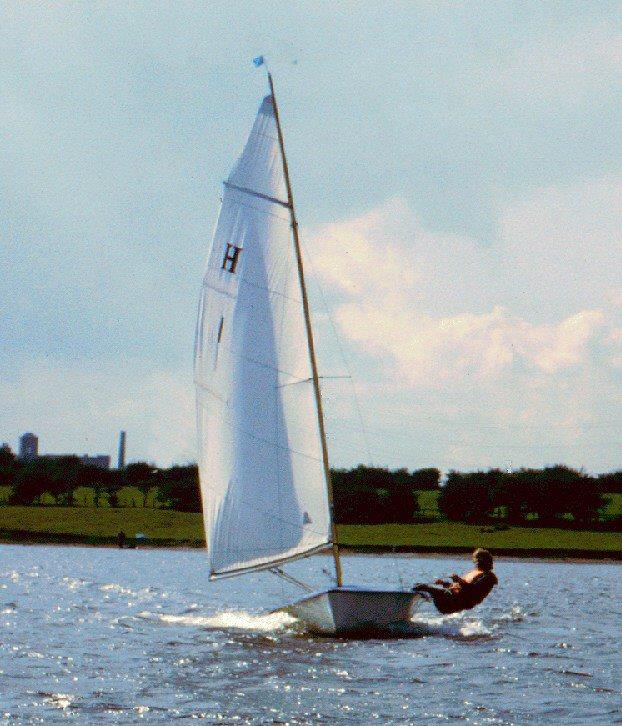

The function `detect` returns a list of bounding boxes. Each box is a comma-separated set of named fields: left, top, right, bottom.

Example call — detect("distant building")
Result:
left=118, top=430, right=126, bottom=469
left=18, top=433, right=38, bottom=460
left=81, top=454, right=111, bottom=469
left=17, top=432, right=110, bottom=469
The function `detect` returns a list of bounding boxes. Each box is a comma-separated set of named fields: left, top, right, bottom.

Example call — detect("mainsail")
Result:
left=195, top=94, right=331, bottom=578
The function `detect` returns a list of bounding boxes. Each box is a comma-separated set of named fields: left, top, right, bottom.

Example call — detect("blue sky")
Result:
left=1, top=2, right=621, bottom=471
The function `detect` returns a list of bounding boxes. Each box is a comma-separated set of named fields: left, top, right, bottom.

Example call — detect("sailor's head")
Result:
left=473, top=548, right=494, bottom=571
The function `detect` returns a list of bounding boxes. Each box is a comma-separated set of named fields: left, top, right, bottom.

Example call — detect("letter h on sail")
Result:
left=222, top=243, right=242, bottom=273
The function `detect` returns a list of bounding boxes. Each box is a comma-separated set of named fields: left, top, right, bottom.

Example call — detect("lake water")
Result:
left=0, top=545, right=619, bottom=724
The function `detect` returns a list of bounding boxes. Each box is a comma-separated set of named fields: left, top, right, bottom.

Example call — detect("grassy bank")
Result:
left=0, top=506, right=620, bottom=558
left=338, top=522, right=622, bottom=559
left=0, top=506, right=205, bottom=547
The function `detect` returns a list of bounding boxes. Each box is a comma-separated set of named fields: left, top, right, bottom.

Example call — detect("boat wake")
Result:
left=135, top=606, right=510, bottom=641
left=409, top=612, right=494, bottom=640
left=137, top=609, right=296, bottom=633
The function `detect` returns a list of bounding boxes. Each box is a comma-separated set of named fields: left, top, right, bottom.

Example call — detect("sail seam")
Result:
left=200, top=280, right=237, bottom=300
left=224, top=181, right=291, bottom=209
left=247, top=128, right=279, bottom=143
left=196, top=339, right=310, bottom=382
left=224, top=194, right=290, bottom=221
left=193, top=380, right=228, bottom=405
left=209, top=504, right=329, bottom=539
left=238, top=276, right=303, bottom=304
left=197, top=394, right=324, bottom=463
left=201, top=277, right=303, bottom=305
left=195, top=381, right=335, bottom=438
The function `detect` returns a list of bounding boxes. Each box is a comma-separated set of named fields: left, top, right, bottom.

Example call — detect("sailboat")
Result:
left=194, top=73, right=422, bottom=635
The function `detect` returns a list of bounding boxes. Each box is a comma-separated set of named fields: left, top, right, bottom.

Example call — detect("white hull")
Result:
left=283, top=587, right=422, bottom=636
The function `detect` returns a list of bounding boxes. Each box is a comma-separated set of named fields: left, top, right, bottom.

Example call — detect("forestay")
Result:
left=194, top=95, right=331, bottom=578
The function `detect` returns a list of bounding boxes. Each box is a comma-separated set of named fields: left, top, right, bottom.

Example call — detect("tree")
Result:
left=158, top=465, right=201, bottom=512
left=411, top=468, right=441, bottom=491
left=438, top=470, right=503, bottom=523
left=0, top=444, right=18, bottom=489
left=331, top=465, right=422, bottom=523
left=9, top=457, right=78, bottom=505
left=598, top=471, right=622, bottom=493
left=122, top=463, right=158, bottom=506
left=541, top=466, right=603, bottom=525
left=123, top=462, right=157, bottom=485
left=10, top=466, right=54, bottom=505
left=495, top=466, right=604, bottom=527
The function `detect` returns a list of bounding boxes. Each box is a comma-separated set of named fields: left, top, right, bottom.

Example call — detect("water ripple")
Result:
left=0, top=545, right=619, bottom=723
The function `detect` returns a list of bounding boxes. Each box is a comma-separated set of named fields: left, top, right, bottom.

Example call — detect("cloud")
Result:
left=307, top=193, right=620, bottom=384
left=304, top=180, right=622, bottom=471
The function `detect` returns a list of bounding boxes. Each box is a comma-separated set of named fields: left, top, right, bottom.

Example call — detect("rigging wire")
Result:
left=299, top=237, right=374, bottom=465
left=298, top=237, right=405, bottom=585
left=269, top=567, right=314, bottom=593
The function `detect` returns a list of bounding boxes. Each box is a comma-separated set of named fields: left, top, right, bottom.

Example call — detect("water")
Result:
left=0, top=545, right=619, bottom=724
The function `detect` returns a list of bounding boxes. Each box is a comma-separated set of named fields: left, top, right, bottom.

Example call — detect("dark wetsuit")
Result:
left=416, top=571, right=498, bottom=615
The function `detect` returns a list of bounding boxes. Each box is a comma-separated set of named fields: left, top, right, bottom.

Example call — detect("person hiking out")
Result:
left=413, top=548, right=498, bottom=615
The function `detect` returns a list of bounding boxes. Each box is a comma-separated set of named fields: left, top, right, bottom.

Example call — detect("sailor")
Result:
left=413, top=548, right=498, bottom=615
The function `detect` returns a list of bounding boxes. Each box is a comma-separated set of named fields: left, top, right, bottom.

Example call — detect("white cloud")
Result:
left=304, top=180, right=622, bottom=471
left=307, top=194, right=620, bottom=384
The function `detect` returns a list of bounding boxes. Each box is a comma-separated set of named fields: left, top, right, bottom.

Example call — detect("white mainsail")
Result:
left=195, top=94, right=331, bottom=578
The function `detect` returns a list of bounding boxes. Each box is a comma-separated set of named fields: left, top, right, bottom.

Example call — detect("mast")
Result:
left=267, top=72, right=343, bottom=588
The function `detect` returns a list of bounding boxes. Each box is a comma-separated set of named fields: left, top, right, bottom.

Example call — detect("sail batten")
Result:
left=223, top=181, right=291, bottom=209
left=195, top=94, right=331, bottom=577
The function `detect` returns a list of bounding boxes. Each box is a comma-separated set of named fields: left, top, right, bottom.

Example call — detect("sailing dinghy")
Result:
left=194, top=73, right=422, bottom=635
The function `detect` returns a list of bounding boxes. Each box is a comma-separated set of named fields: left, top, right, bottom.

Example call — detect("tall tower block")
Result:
left=117, top=430, right=126, bottom=469
left=19, top=433, right=38, bottom=460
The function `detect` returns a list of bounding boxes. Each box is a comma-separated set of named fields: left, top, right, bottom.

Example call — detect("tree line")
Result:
left=0, top=447, right=201, bottom=512
left=438, top=466, right=617, bottom=528
left=331, top=466, right=440, bottom=523
left=0, top=445, right=620, bottom=529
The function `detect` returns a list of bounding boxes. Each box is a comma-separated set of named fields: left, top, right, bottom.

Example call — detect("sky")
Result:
left=1, top=1, right=621, bottom=473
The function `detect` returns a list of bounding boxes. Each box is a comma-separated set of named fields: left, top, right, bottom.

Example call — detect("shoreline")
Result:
left=1, top=531, right=620, bottom=562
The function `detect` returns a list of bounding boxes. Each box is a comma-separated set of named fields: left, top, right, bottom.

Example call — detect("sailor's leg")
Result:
left=412, top=583, right=433, bottom=594
left=413, top=585, right=460, bottom=614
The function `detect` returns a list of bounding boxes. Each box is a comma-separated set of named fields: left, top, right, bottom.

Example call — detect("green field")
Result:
left=338, top=522, right=622, bottom=554
left=601, top=492, right=622, bottom=518
left=0, top=506, right=205, bottom=546
left=0, top=506, right=620, bottom=557
left=416, top=490, right=441, bottom=516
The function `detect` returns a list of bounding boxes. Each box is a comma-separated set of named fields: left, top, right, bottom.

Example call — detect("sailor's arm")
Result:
left=451, top=573, right=468, bottom=586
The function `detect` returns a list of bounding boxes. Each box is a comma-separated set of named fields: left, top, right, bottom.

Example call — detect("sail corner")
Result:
left=259, top=95, right=275, bottom=116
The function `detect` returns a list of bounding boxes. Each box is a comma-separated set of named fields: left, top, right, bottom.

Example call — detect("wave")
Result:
left=100, top=583, right=136, bottom=595
left=409, top=611, right=494, bottom=639
left=133, top=603, right=524, bottom=640
left=137, top=609, right=296, bottom=633
left=38, top=692, right=74, bottom=710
